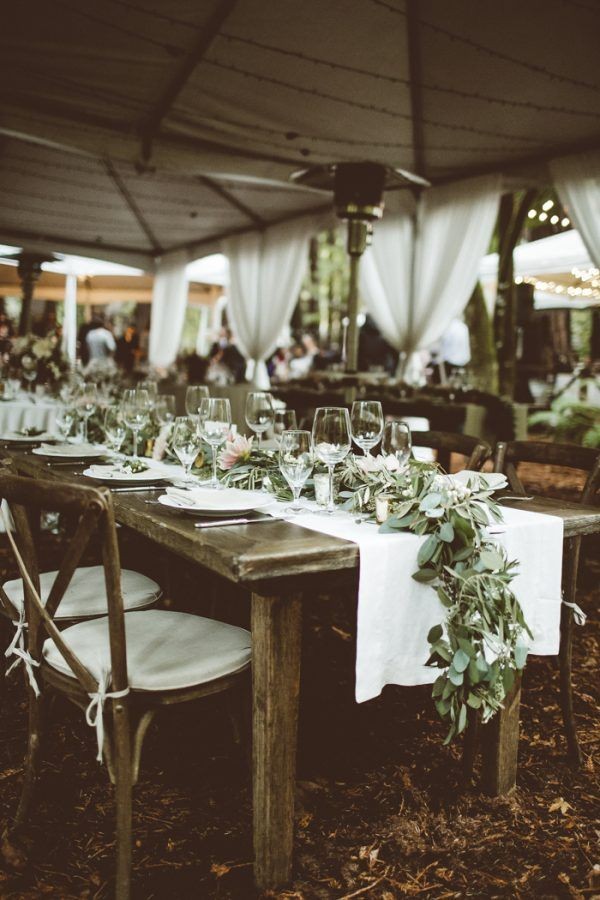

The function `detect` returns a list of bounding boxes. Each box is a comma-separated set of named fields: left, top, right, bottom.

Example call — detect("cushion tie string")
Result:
left=85, top=670, right=130, bottom=763
left=1, top=507, right=41, bottom=696
left=562, top=599, right=587, bottom=626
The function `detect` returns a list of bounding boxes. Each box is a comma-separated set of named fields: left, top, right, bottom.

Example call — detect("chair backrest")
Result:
left=410, top=430, right=491, bottom=472
left=0, top=472, right=127, bottom=695
left=493, top=440, right=600, bottom=505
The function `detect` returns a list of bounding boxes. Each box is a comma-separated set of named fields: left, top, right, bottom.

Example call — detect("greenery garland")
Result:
left=340, top=456, right=531, bottom=743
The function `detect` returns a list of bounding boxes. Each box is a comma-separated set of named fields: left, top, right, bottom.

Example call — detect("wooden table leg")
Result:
left=252, top=592, right=302, bottom=891
left=481, top=677, right=521, bottom=796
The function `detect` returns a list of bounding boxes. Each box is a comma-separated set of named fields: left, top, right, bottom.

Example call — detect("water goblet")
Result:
left=75, top=382, right=97, bottom=444
left=381, top=420, right=412, bottom=469
left=55, top=405, right=75, bottom=442
left=155, top=394, right=176, bottom=426
left=185, top=385, right=209, bottom=423
left=171, top=416, right=202, bottom=482
left=104, top=407, right=126, bottom=456
left=122, top=388, right=150, bottom=459
left=245, top=391, right=274, bottom=449
left=351, top=400, right=384, bottom=456
left=311, top=407, right=352, bottom=515
left=198, top=397, right=231, bottom=489
left=279, top=430, right=313, bottom=514
left=139, top=380, right=158, bottom=404
left=273, top=408, right=298, bottom=446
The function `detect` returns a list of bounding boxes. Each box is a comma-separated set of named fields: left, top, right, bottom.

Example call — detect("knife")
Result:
left=109, top=485, right=165, bottom=493
left=195, top=514, right=285, bottom=529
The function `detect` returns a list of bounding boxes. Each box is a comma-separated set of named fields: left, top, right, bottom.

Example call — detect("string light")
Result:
left=516, top=272, right=600, bottom=301
left=542, top=200, right=554, bottom=211
left=539, top=212, right=548, bottom=222
left=550, top=215, right=559, bottom=224
left=561, top=217, right=571, bottom=227
left=527, top=209, right=537, bottom=218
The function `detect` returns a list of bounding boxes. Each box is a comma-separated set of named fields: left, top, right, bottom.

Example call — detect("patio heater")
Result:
left=3, top=251, right=57, bottom=335
left=291, top=162, right=428, bottom=373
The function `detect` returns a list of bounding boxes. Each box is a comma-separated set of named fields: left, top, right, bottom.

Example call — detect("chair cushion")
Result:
left=43, top=609, right=251, bottom=691
left=3, top=566, right=161, bottom=620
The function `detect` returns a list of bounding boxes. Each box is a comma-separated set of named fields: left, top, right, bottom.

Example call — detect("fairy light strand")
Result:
left=366, top=0, right=600, bottom=93
left=204, top=58, right=541, bottom=144
left=219, top=32, right=600, bottom=120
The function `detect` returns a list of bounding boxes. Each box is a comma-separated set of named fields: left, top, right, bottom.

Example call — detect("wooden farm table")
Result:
left=8, top=450, right=600, bottom=890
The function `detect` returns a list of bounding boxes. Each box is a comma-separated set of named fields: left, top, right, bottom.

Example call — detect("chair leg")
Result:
left=112, top=699, right=133, bottom=900
left=13, top=687, right=45, bottom=831
left=462, top=708, right=480, bottom=783
left=560, top=537, right=583, bottom=767
left=559, top=603, right=582, bottom=766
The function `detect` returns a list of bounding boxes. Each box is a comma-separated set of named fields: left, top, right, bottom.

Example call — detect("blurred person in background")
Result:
left=86, top=315, right=116, bottom=362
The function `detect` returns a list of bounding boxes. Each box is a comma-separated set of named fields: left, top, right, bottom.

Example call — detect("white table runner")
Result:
left=279, top=502, right=564, bottom=703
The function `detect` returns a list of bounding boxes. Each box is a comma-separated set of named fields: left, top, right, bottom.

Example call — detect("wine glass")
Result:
left=139, top=380, right=158, bottom=404
left=311, top=407, right=352, bottom=515
left=104, top=407, right=126, bottom=456
left=185, top=385, right=209, bottom=423
left=155, top=394, right=176, bottom=426
left=55, top=406, right=75, bottom=442
left=279, top=430, right=313, bottom=514
left=351, top=400, right=384, bottom=456
left=382, top=421, right=412, bottom=468
left=21, top=355, right=37, bottom=394
left=273, top=408, right=298, bottom=446
left=75, top=382, right=97, bottom=444
left=198, top=397, right=231, bottom=489
left=122, top=388, right=150, bottom=459
left=245, top=392, right=274, bottom=449
left=171, top=416, right=202, bottom=482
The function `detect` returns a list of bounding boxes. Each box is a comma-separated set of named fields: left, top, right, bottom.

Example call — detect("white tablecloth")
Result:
left=277, top=501, right=564, bottom=703
left=0, top=394, right=58, bottom=436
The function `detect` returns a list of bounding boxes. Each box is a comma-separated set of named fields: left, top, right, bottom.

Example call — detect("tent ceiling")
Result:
left=1, top=0, right=599, bottom=267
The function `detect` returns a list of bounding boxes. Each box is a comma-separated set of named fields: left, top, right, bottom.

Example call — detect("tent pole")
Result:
left=62, top=272, right=77, bottom=364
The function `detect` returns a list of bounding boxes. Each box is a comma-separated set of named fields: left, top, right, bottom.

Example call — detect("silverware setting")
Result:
left=498, top=495, right=534, bottom=502
left=109, top=485, right=165, bottom=493
left=194, top=515, right=285, bottom=529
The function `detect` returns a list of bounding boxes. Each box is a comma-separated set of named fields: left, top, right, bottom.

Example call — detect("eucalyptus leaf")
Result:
left=452, top=648, right=470, bottom=673
left=439, top=522, right=455, bottom=543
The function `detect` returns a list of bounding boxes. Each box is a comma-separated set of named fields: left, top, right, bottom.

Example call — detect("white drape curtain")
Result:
left=148, top=250, right=189, bottom=370
left=549, top=150, right=600, bottom=267
left=224, top=217, right=314, bottom=388
left=361, top=174, right=502, bottom=375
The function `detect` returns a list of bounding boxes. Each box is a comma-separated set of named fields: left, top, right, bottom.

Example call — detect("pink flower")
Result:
left=218, top=434, right=254, bottom=470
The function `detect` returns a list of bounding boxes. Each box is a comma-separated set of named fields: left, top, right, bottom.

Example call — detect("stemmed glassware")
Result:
left=171, top=416, right=202, bottom=482
left=139, top=380, right=158, bottom=404
left=350, top=400, right=384, bottom=456
left=121, top=388, right=150, bottom=459
left=245, top=391, right=274, bottom=449
left=382, top=420, right=412, bottom=468
left=75, top=382, right=97, bottom=444
left=55, top=406, right=75, bottom=442
left=155, top=394, right=176, bottom=427
left=104, top=407, right=127, bottom=456
left=311, top=407, right=352, bottom=515
left=198, top=397, right=231, bottom=489
left=273, top=408, right=298, bottom=445
left=279, top=430, right=313, bottom=514
left=185, top=385, right=209, bottom=424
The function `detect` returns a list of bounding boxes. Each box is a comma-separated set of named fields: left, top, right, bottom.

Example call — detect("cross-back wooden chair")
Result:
left=410, top=430, right=492, bottom=472
left=493, top=440, right=600, bottom=764
left=0, top=473, right=251, bottom=900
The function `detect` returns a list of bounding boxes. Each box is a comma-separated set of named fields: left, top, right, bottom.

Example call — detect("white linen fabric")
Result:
left=280, top=501, right=563, bottom=703
left=361, top=175, right=501, bottom=376
left=4, top=566, right=161, bottom=619
left=224, top=216, right=314, bottom=388
left=148, top=250, right=189, bottom=370
left=550, top=151, right=600, bottom=266
left=0, top=396, right=58, bottom=436
left=43, top=610, right=252, bottom=691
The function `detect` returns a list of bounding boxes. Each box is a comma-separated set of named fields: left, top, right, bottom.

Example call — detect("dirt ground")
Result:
left=0, top=463, right=598, bottom=899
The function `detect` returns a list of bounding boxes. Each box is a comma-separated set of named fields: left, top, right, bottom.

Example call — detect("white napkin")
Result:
left=41, top=442, right=100, bottom=456
left=282, top=502, right=563, bottom=703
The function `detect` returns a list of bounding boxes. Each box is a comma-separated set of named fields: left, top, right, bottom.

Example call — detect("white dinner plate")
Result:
left=159, top=488, right=272, bottom=516
left=32, top=442, right=106, bottom=459
left=82, top=465, right=167, bottom=485
left=2, top=431, right=55, bottom=443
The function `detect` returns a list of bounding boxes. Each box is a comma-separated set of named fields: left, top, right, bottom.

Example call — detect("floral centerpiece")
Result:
left=9, top=332, right=70, bottom=390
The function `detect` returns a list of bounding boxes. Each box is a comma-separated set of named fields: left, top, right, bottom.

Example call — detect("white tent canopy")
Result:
left=0, top=0, right=598, bottom=267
